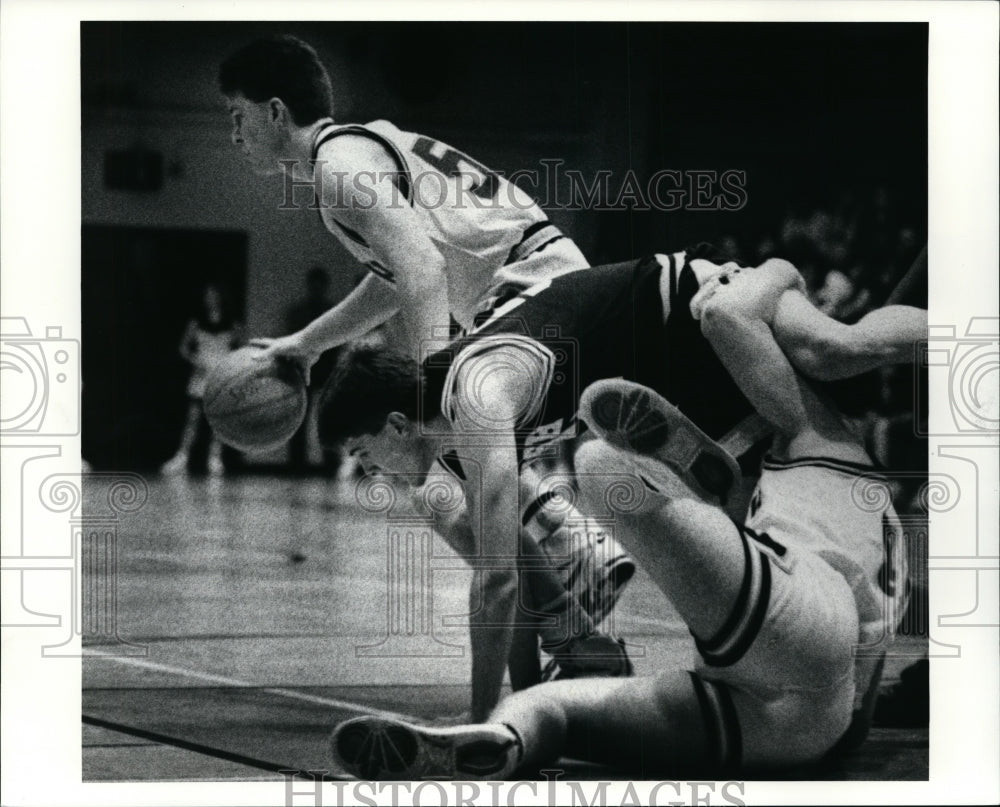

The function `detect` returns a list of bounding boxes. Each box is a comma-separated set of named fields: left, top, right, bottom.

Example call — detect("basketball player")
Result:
left=317, top=244, right=926, bottom=725
left=326, top=253, right=922, bottom=779
left=218, top=35, right=589, bottom=368
left=219, top=33, right=629, bottom=697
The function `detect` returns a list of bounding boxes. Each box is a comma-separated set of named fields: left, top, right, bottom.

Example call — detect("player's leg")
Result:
left=491, top=669, right=719, bottom=775
left=573, top=438, right=862, bottom=767
left=161, top=400, right=202, bottom=473
left=330, top=669, right=718, bottom=780
left=573, top=439, right=749, bottom=641
left=698, top=282, right=879, bottom=466
left=520, top=463, right=636, bottom=629
left=420, top=469, right=630, bottom=681
left=516, top=517, right=631, bottom=678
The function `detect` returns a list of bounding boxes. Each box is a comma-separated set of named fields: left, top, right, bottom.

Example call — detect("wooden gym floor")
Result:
left=82, top=474, right=928, bottom=782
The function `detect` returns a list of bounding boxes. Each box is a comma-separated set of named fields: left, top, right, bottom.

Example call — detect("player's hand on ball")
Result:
left=249, top=334, right=319, bottom=385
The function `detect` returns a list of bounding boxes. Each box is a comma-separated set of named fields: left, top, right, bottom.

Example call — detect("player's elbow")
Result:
left=785, top=339, right=840, bottom=381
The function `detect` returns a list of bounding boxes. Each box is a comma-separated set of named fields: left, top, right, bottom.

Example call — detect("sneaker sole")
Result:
left=578, top=379, right=740, bottom=504
left=331, top=716, right=518, bottom=780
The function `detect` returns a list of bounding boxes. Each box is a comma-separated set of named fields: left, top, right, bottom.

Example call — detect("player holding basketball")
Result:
left=317, top=244, right=926, bottom=729
left=326, top=250, right=923, bottom=778
left=218, top=35, right=589, bottom=366
left=218, top=33, right=631, bottom=704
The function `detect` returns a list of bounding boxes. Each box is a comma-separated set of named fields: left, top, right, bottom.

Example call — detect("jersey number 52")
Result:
left=412, top=137, right=501, bottom=201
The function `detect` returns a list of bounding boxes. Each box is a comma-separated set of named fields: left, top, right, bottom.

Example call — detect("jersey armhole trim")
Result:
left=312, top=123, right=414, bottom=204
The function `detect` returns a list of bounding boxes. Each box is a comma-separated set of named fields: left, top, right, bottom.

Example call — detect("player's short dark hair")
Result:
left=219, top=36, right=333, bottom=126
left=317, top=345, right=422, bottom=446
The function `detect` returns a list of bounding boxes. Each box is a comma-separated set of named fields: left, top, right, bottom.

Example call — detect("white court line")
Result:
left=86, top=649, right=419, bottom=722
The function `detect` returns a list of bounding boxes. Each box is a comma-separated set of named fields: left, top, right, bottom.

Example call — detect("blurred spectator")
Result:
left=162, top=283, right=243, bottom=475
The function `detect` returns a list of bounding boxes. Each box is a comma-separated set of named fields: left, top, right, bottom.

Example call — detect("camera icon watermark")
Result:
left=917, top=317, right=999, bottom=436
left=0, top=316, right=80, bottom=436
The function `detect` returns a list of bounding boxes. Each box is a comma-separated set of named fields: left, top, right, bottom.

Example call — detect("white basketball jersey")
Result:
left=746, top=455, right=909, bottom=639
left=311, top=120, right=588, bottom=329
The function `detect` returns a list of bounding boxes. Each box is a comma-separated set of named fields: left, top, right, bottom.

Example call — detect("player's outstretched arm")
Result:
left=694, top=257, right=927, bottom=381
left=318, top=135, right=452, bottom=357
left=253, top=274, right=401, bottom=382
left=771, top=292, right=927, bottom=381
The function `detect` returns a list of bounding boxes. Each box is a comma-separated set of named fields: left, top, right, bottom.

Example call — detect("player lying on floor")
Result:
left=327, top=255, right=921, bottom=779
left=317, top=244, right=926, bottom=726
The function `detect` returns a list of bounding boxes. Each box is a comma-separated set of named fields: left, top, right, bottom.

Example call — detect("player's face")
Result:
left=349, top=418, right=428, bottom=483
left=227, top=94, right=283, bottom=176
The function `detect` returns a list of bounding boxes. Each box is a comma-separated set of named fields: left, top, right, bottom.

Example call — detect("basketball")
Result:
left=203, top=347, right=308, bottom=452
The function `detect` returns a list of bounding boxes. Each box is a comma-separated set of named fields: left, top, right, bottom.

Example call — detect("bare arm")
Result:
left=701, top=294, right=813, bottom=436
left=700, top=271, right=865, bottom=457
left=693, top=258, right=928, bottom=381
left=773, top=291, right=927, bottom=381
left=409, top=468, right=476, bottom=558
left=319, top=136, right=451, bottom=357
left=297, top=273, right=400, bottom=352
left=414, top=466, right=542, bottom=694
left=251, top=275, right=400, bottom=383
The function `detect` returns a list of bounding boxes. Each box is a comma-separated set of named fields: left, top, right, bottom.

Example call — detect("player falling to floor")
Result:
left=317, top=244, right=926, bottom=730
left=218, top=35, right=589, bottom=368
left=329, top=251, right=929, bottom=777
left=327, top=255, right=923, bottom=779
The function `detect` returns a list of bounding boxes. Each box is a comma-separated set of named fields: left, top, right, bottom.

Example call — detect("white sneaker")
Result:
left=578, top=379, right=740, bottom=505
left=331, top=716, right=521, bottom=780
left=535, top=518, right=635, bottom=627
left=207, top=451, right=225, bottom=476
left=160, top=453, right=188, bottom=475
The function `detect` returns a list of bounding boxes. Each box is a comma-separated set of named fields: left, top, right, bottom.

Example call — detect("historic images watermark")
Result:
left=281, top=769, right=748, bottom=807
left=278, top=160, right=748, bottom=213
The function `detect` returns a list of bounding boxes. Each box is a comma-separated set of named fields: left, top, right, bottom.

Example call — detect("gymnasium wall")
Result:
left=81, top=22, right=638, bottom=338
left=82, top=22, right=927, bottom=336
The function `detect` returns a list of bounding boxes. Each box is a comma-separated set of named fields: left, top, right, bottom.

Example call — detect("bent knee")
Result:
left=736, top=683, right=855, bottom=769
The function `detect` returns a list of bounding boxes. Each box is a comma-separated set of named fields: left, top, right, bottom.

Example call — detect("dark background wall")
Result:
left=81, top=21, right=927, bottom=468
